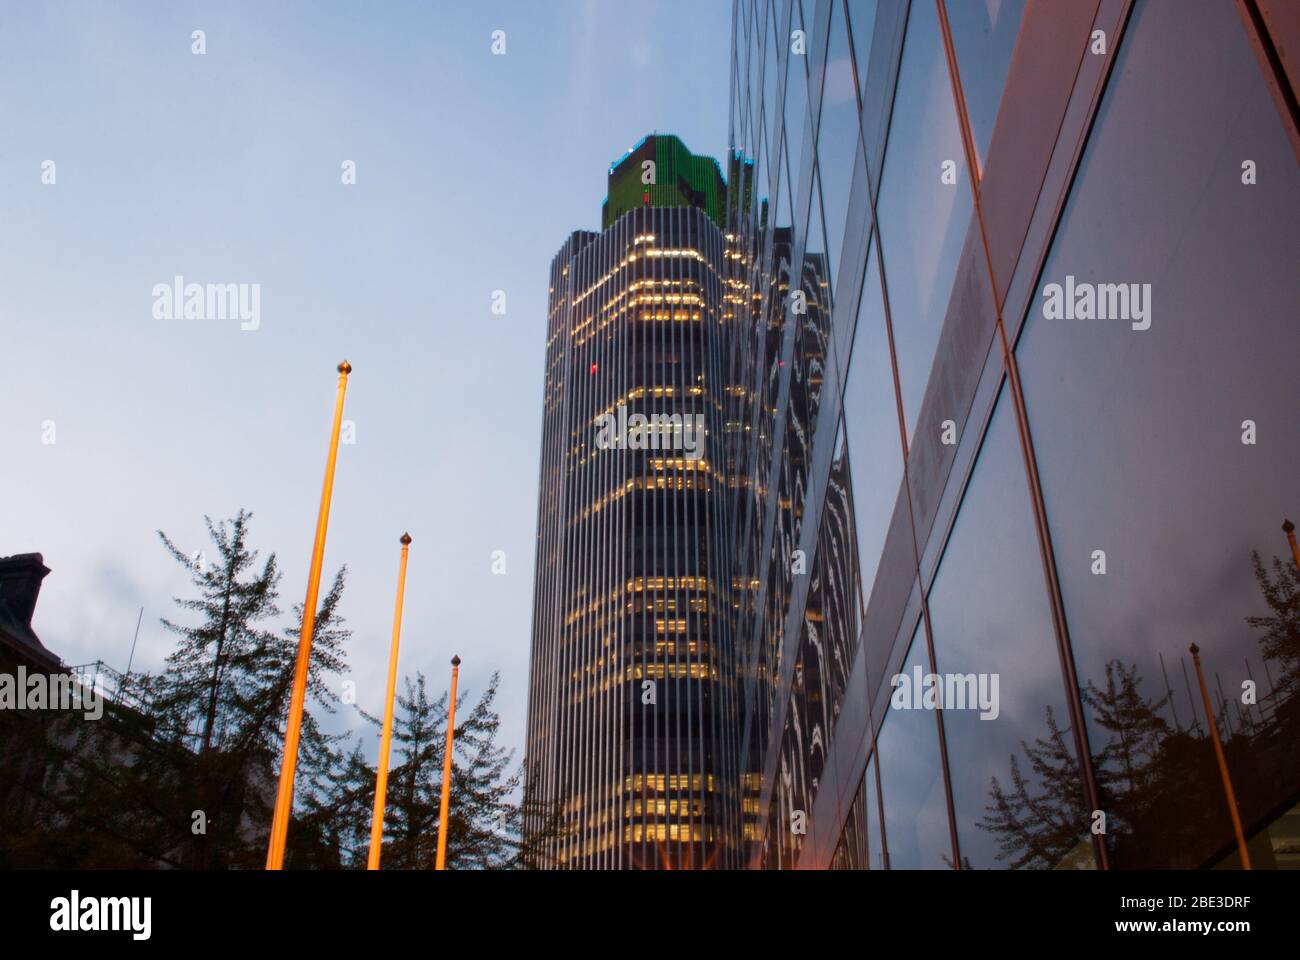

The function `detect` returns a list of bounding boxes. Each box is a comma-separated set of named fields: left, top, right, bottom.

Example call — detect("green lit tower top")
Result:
left=601, top=134, right=728, bottom=230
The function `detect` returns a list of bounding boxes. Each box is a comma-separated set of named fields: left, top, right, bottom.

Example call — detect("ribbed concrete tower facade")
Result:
left=526, top=136, right=742, bottom=869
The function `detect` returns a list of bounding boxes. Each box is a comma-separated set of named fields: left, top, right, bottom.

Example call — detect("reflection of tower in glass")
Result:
left=524, top=135, right=743, bottom=869
left=730, top=0, right=1300, bottom=873
left=717, top=149, right=862, bottom=866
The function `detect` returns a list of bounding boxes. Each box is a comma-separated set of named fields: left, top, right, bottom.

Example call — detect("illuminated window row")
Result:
left=637, top=309, right=703, bottom=322
left=622, top=773, right=717, bottom=793
left=574, top=474, right=716, bottom=522
left=572, top=246, right=720, bottom=307
left=628, top=292, right=704, bottom=307
left=626, top=575, right=714, bottom=594
left=627, top=798, right=705, bottom=818
left=625, top=596, right=712, bottom=616
left=624, top=662, right=718, bottom=681
left=565, top=659, right=730, bottom=703
left=650, top=638, right=708, bottom=655
left=561, top=596, right=718, bottom=634
left=565, top=450, right=727, bottom=488
left=575, top=293, right=704, bottom=345
left=559, top=580, right=714, bottom=624
left=587, top=384, right=711, bottom=426
left=625, top=598, right=714, bottom=618
left=624, top=823, right=714, bottom=843
left=595, top=276, right=704, bottom=322
left=575, top=283, right=714, bottom=345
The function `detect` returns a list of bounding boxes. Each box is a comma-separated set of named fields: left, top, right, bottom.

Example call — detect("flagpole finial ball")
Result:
left=451, top=655, right=461, bottom=667
left=1189, top=643, right=1200, bottom=656
left=1284, top=519, right=1295, bottom=534
left=400, top=533, right=412, bottom=545
left=338, top=361, right=352, bottom=375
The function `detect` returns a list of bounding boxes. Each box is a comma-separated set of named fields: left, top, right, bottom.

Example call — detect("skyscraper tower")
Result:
left=525, top=135, right=742, bottom=869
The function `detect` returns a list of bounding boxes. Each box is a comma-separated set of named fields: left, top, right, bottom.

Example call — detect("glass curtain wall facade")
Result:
left=730, top=0, right=1300, bottom=870
left=526, top=137, right=743, bottom=869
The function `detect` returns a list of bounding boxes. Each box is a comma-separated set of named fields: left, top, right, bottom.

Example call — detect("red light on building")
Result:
left=590, top=363, right=598, bottom=375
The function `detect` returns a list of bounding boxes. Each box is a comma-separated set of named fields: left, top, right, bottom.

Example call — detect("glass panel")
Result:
left=731, top=44, right=742, bottom=149
left=877, top=620, right=952, bottom=868
left=791, top=177, right=829, bottom=543
left=748, top=2, right=763, bottom=158
left=832, top=778, right=868, bottom=868
left=864, top=751, right=884, bottom=868
left=802, top=172, right=829, bottom=343
left=785, top=0, right=811, bottom=163
left=946, top=0, right=1027, bottom=173
left=823, top=419, right=862, bottom=696
left=776, top=679, right=810, bottom=868
left=816, top=0, right=863, bottom=291
left=1016, top=0, right=1300, bottom=869
left=847, top=0, right=878, bottom=103
left=875, top=0, right=972, bottom=443
left=929, top=387, right=1094, bottom=869
left=763, top=0, right=783, bottom=201
left=774, top=137, right=791, bottom=230
left=842, top=240, right=902, bottom=603
left=799, top=551, right=828, bottom=793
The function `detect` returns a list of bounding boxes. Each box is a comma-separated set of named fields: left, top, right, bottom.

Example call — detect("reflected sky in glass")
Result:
left=877, top=621, right=951, bottom=868
left=842, top=241, right=903, bottom=606
left=1015, top=0, right=1300, bottom=867
left=847, top=0, right=878, bottom=104
left=815, top=0, right=861, bottom=290
left=946, top=0, right=1026, bottom=173
left=875, top=0, right=971, bottom=443
left=929, top=387, right=1088, bottom=869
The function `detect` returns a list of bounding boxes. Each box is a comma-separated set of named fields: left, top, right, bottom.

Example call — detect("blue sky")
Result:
left=0, top=0, right=733, bottom=763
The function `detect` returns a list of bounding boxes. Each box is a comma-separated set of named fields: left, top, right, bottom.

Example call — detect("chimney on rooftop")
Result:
left=0, top=553, right=51, bottom=627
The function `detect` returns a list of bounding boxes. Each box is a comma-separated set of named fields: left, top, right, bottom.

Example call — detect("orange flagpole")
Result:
left=435, top=655, right=461, bottom=870
left=1190, top=643, right=1251, bottom=869
left=1284, top=519, right=1300, bottom=573
left=266, top=360, right=352, bottom=871
left=368, top=533, right=412, bottom=870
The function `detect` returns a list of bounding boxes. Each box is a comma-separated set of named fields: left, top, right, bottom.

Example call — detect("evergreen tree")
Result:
left=269, top=570, right=356, bottom=867
left=2, top=508, right=547, bottom=870
left=153, top=511, right=282, bottom=867
left=442, top=672, right=520, bottom=869
left=1081, top=660, right=1171, bottom=825
left=154, top=512, right=282, bottom=757
left=978, top=705, right=1090, bottom=869
left=371, top=670, right=525, bottom=869
left=59, top=511, right=354, bottom=868
left=382, top=672, right=443, bottom=868
left=1246, top=549, right=1300, bottom=701
left=291, top=738, right=376, bottom=869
